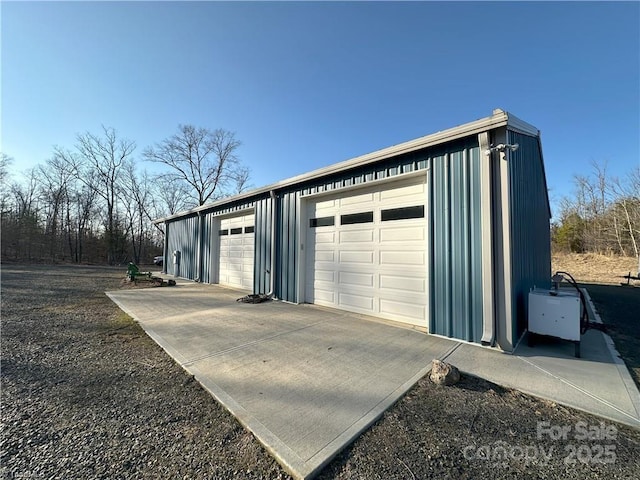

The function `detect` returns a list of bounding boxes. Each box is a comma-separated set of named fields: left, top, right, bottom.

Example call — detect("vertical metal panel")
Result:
left=489, top=127, right=513, bottom=350
left=166, top=214, right=199, bottom=280
left=200, top=212, right=215, bottom=283
left=276, top=190, right=299, bottom=302
left=163, top=139, right=488, bottom=345
left=507, top=130, right=552, bottom=343
left=429, top=141, right=483, bottom=342
left=450, top=150, right=469, bottom=336
left=477, top=132, right=495, bottom=345
left=468, top=147, right=484, bottom=342
left=253, top=196, right=273, bottom=294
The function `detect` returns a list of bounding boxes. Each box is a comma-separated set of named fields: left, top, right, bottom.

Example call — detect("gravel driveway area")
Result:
left=2, top=265, right=640, bottom=479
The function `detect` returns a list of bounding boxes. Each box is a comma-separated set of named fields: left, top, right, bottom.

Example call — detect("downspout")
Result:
left=267, top=190, right=277, bottom=297
left=479, top=132, right=496, bottom=346
left=162, top=222, right=168, bottom=275
left=195, top=211, right=203, bottom=282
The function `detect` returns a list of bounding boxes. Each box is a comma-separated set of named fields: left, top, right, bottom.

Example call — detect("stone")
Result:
left=430, top=359, right=461, bottom=385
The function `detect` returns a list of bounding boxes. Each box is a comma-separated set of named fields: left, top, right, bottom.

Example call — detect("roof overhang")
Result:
left=154, top=108, right=539, bottom=224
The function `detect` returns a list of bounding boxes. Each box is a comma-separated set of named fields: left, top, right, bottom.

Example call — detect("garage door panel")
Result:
left=305, top=176, right=427, bottom=327
left=315, top=232, right=335, bottom=243
left=339, top=271, right=374, bottom=287
left=339, top=293, right=374, bottom=311
left=339, top=251, right=374, bottom=264
left=218, top=213, right=254, bottom=290
left=380, top=299, right=425, bottom=322
left=380, top=250, right=425, bottom=266
left=313, top=250, right=335, bottom=262
left=339, top=229, right=374, bottom=243
left=314, top=270, right=335, bottom=282
left=380, top=182, right=424, bottom=200
left=380, top=226, right=425, bottom=242
left=340, top=192, right=374, bottom=206
left=314, top=198, right=337, bottom=209
left=312, top=289, right=335, bottom=303
left=379, top=274, right=425, bottom=293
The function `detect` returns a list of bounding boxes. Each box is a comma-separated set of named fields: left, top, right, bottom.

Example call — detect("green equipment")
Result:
left=126, top=262, right=153, bottom=282
left=125, top=263, right=176, bottom=287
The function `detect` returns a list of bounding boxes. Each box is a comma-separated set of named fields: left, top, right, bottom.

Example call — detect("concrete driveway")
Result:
left=107, top=280, right=459, bottom=479
left=107, top=279, right=640, bottom=479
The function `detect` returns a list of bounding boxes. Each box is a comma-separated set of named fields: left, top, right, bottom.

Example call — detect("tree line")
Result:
left=552, top=161, right=639, bottom=261
left=3, top=129, right=637, bottom=267
left=1, top=125, right=249, bottom=265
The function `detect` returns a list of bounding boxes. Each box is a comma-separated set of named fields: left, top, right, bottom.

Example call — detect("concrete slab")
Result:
left=442, top=323, right=640, bottom=429
left=107, top=281, right=458, bottom=479
left=107, top=280, right=640, bottom=478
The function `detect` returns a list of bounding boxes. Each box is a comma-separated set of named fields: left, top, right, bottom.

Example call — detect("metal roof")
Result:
left=154, top=109, right=539, bottom=224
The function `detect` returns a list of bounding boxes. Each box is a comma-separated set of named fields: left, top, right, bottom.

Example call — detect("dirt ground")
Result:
left=2, top=263, right=640, bottom=479
left=552, top=252, right=639, bottom=286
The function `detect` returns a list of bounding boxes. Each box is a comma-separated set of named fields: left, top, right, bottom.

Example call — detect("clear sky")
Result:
left=2, top=1, right=639, bottom=218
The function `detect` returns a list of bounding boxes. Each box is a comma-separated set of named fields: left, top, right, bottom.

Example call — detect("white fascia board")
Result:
left=154, top=109, right=536, bottom=224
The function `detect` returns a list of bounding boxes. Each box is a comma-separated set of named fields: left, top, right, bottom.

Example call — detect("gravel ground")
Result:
left=586, top=284, right=640, bottom=390
left=2, top=265, right=640, bottom=479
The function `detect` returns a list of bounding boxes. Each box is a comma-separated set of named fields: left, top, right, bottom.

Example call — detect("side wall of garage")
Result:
left=166, top=199, right=257, bottom=284
left=269, top=137, right=484, bottom=340
left=272, top=148, right=431, bottom=303
left=166, top=214, right=199, bottom=279
left=428, top=141, right=484, bottom=342
left=507, top=130, right=552, bottom=345
left=160, top=115, right=550, bottom=352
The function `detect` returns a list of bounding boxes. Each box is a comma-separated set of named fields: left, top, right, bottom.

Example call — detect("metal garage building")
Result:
left=154, top=109, right=551, bottom=352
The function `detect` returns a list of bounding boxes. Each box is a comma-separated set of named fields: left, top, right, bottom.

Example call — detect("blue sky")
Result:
left=2, top=1, right=639, bottom=218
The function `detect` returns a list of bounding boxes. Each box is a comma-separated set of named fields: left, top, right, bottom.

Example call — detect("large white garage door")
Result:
left=219, top=213, right=255, bottom=290
left=305, top=175, right=427, bottom=327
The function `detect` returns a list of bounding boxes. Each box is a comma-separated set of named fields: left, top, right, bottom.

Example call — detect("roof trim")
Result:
left=154, top=108, right=539, bottom=223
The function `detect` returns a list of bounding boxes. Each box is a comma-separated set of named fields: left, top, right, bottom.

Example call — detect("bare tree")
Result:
left=153, top=175, right=191, bottom=217
left=144, top=125, right=246, bottom=207
left=0, top=152, right=12, bottom=186
left=58, top=127, right=136, bottom=264
left=234, top=166, right=252, bottom=195
left=611, top=167, right=640, bottom=261
left=7, top=169, right=43, bottom=260
left=0, top=153, right=13, bottom=216
left=120, top=164, right=159, bottom=264
left=553, top=161, right=640, bottom=266
left=37, top=154, right=77, bottom=260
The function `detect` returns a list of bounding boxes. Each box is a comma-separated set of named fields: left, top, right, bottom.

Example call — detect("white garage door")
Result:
left=305, top=175, right=427, bottom=327
left=219, top=213, right=255, bottom=290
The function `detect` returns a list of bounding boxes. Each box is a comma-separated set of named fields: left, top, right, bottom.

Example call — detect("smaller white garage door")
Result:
left=219, top=213, right=255, bottom=290
left=305, top=175, right=427, bottom=327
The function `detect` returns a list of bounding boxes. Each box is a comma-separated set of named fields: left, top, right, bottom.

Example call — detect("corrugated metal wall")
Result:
left=274, top=149, right=432, bottom=303
left=166, top=199, right=256, bottom=282
left=275, top=191, right=300, bottom=302
left=161, top=128, right=549, bottom=350
left=507, top=130, right=552, bottom=343
left=166, top=214, right=199, bottom=280
left=254, top=196, right=274, bottom=295
left=200, top=212, right=215, bottom=283
left=429, top=142, right=484, bottom=342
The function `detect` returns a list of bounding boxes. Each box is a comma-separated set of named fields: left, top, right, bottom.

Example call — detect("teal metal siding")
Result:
left=166, top=214, right=199, bottom=280
left=429, top=142, right=483, bottom=342
left=254, top=197, right=274, bottom=295
left=274, top=149, right=431, bottom=302
left=507, top=130, right=552, bottom=343
left=275, top=191, right=300, bottom=302
left=166, top=199, right=256, bottom=283
left=200, top=212, right=215, bottom=283
left=160, top=123, right=549, bottom=350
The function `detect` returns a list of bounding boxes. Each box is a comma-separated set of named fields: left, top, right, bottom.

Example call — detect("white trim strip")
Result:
left=155, top=109, right=539, bottom=224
